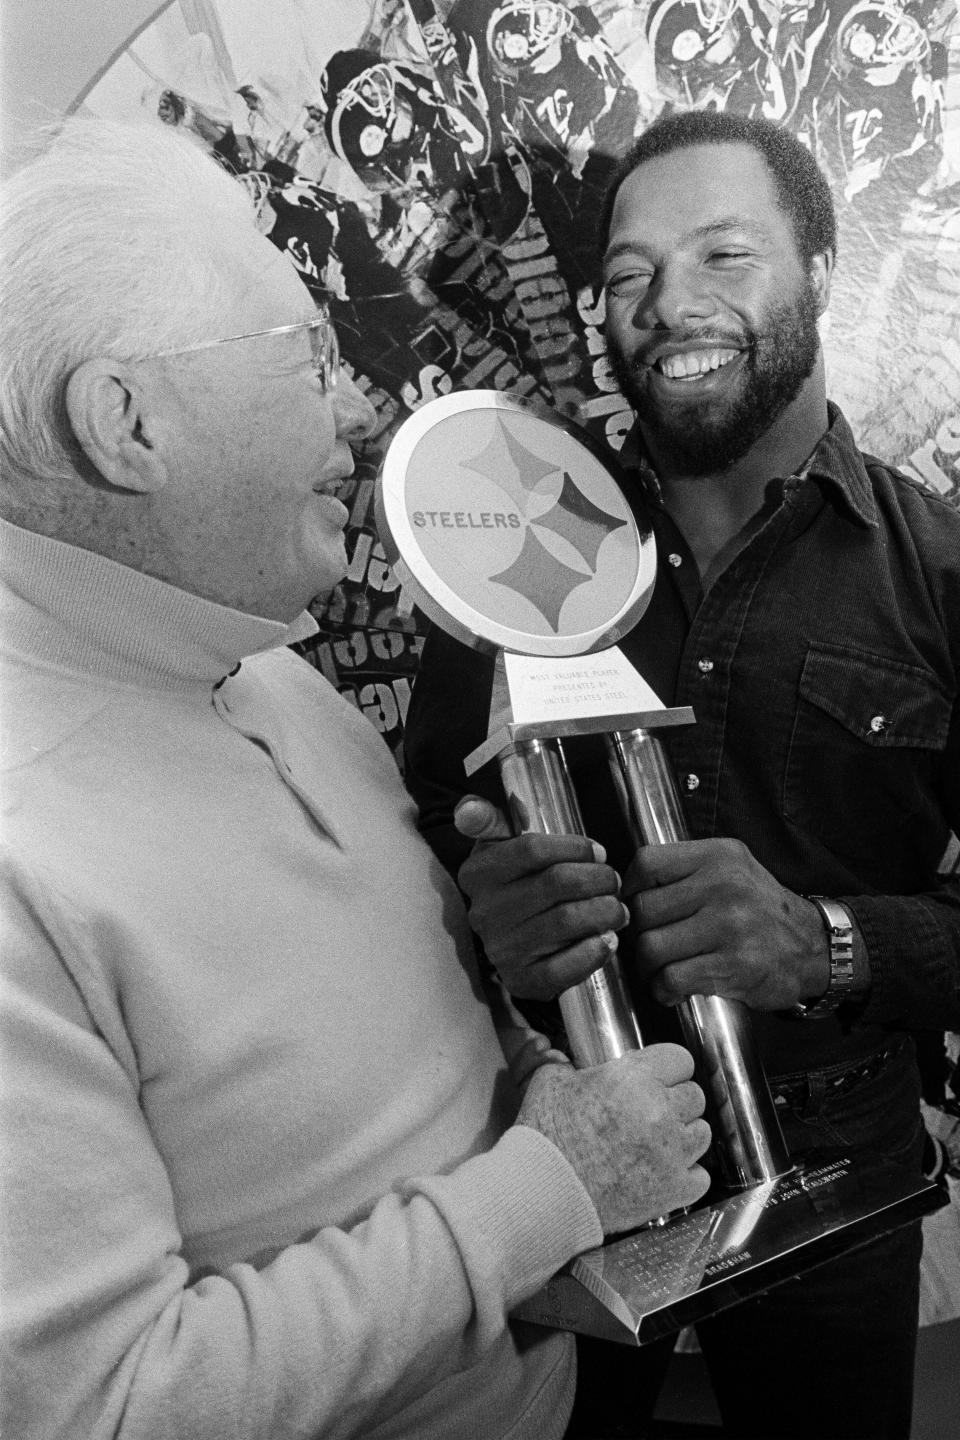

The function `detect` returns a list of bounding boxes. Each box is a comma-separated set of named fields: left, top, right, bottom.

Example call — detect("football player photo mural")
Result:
left=74, top=0, right=958, bottom=771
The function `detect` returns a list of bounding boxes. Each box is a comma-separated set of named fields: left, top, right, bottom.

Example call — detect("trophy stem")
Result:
left=607, top=728, right=793, bottom=1187
left=499, top=738, right=644, bottom=1067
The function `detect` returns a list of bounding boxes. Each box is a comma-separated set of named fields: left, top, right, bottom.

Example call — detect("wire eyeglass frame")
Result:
left=149, top=308, right=340, bottom=393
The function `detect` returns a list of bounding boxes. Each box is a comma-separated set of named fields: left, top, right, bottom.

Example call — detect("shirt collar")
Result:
left=617, top=423, right=663, bottom=504
left=0, top=518, right=318, bottom=688
left=803, top=403, right=879, bottom=528
left=617, top=402, right=879, bottom=529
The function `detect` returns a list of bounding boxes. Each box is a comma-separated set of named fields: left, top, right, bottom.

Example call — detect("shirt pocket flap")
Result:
left=798, top=642, right=951, bottom=750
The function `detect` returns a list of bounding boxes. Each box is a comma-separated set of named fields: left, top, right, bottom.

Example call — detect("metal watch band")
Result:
left=790, top=896, right=856, bottom=1019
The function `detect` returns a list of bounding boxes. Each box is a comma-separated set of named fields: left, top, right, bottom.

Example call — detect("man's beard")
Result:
left=607, top=279, right=821, bottom=476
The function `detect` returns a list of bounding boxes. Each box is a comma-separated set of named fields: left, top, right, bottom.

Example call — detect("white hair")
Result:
left=0, top=118, right=265, bottom=488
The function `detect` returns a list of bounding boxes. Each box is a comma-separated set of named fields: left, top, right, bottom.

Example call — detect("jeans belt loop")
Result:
left=799, top=1071, right=828, bottom=1118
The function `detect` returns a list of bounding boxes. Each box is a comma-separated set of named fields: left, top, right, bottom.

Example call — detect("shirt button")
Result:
left=684, top=773, right=700, bottom=791
left=697, top=657, right=714, bottom=675
left=869, top=714, right=890, bottom=734
left=668, top=552, right=683, bottom=567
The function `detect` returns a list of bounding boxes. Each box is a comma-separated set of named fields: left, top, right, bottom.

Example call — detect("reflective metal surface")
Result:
left=500, top=738, right=643, bottom=1066
left=607, top=727, right=792, bottom=1187
left=513, top=1149, right=946, bottom=1345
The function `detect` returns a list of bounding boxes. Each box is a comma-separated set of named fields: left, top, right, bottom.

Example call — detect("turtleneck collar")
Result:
left=0, top=518, right=318, bottom=689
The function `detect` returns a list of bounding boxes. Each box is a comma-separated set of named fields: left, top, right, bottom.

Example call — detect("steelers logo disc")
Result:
left=376, top=391, right=656, bottom=657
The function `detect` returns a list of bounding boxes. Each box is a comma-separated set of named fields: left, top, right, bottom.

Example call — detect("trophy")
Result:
left=376, top=391, right=944, bottom=1345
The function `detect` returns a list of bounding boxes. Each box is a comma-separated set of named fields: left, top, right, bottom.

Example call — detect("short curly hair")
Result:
left=599, top=110, right=837, bottom=269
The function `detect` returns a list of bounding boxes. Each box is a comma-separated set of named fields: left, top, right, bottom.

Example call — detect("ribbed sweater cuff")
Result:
left=402, top=1123, right=602, bottom=1312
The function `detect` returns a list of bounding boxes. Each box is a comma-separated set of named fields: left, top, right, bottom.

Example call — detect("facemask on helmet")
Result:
left=647, top=0, right=741, bottom=79
left=321, top=57, right=425, bottom=181
left=834, top=2, right=930, bottom=86
left=485, top=1, right=576, bottom=72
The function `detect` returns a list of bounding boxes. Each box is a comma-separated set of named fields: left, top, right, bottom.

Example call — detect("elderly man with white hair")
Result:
left=0, top=120, right=711, bottom=1440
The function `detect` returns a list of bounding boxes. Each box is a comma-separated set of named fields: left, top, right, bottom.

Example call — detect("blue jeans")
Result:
left=696, top=1037, right=925, bottom=1440
left=566, top=1040, right=925, bottom=1439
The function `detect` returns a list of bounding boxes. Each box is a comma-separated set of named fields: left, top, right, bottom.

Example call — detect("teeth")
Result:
left=658, top=349, right=738, bottom=380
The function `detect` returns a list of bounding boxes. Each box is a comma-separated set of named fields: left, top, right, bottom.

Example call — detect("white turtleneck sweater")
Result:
left=0, top=519, right=601, bottom=1440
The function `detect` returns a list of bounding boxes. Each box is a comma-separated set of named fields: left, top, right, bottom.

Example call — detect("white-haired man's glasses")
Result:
left=149, top=310, right=340, bottom=393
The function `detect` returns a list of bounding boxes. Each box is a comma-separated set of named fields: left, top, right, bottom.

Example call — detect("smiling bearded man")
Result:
left=606, top=274, right=822, bottom=478
left=598, top=115, right=835, bottom=561
left=401, top=109, right=960, bottom=1440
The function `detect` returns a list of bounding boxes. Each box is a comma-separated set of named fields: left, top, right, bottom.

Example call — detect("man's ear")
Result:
left=65, top=359, right=168, bottom=493
left=810, top=249, right=834, bottom=317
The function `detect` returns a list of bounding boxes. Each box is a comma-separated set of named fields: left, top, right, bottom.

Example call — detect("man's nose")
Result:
left=333, top=371, right=378, bottom=443
left=636, top=264, right=715, bottom=330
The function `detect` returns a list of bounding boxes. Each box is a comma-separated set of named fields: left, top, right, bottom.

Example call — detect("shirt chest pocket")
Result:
left=782, top=641, right=952, bottom=882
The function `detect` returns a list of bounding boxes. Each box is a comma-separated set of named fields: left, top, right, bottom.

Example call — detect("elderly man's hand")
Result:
left=623, top=838, right=829, bottom=1011
left=517, top=1042, right=711, bottom=1233
left=454, top=796, right=631, bottom=1000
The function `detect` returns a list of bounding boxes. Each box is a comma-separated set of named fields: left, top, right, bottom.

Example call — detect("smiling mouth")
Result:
left=644, top=348, right=742, bottom=383
left=654, top=348, right=740, bottom=381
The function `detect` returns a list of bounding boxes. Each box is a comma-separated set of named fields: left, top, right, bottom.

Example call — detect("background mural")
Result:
left=75, top=0, right=960, bottom=770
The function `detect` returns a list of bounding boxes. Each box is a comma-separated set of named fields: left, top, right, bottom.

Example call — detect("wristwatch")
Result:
left=790, top=896, right=856, bottom=1018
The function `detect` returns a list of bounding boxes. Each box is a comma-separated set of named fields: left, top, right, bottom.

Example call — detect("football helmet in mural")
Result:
left=484, top=0, right=577, bottom=75
left=646, top=0, right=836, bottom=122
left=321, top=51, right=427, bottom=186
left=646, top=0, right=744, bottom=109
left=319, top=47, right=489, bottom=197
left=832, top=1, right=931, bottom=85
left=808, top=1, right=944, bottom=204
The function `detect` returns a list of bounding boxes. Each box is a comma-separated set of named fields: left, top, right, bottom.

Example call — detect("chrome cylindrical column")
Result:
left=607, top=727, right=793, bottom=1187
left=499, top=738, right=643, bottom=1067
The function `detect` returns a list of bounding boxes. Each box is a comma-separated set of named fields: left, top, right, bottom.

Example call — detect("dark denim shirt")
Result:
left=404, top=406, right=960, bottom=1078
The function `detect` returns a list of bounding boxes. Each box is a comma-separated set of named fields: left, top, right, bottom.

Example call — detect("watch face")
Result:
left=376, top=391, right=656, bottom=657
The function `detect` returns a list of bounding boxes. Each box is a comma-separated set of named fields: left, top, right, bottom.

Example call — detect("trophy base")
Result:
left=513, top=1150, right=946, bottom=1346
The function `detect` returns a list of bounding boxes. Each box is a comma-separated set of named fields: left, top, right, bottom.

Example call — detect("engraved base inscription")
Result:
left=512, top=1151, right=946, bottom=1345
